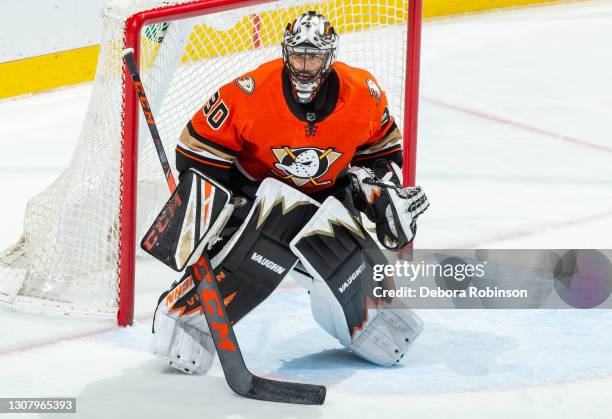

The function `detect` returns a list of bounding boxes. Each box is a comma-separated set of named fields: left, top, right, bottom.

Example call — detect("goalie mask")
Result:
left=282, top=11, right=339, bottom=104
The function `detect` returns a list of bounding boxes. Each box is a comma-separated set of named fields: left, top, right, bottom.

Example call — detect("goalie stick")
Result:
left=122, top=48, right=326, bottom=405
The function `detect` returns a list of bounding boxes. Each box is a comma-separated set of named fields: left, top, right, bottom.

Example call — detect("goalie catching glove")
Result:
left=349, top=160, right=429, bottom=250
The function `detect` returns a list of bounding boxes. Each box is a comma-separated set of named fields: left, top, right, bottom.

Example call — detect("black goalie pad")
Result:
left=211, top=178, right=320, bottom=323
left=141, top=169, right=231, bottom=271
left=290, top=197, right=393, bottom=338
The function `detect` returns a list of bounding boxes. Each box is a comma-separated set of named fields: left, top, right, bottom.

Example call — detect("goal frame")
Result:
left=118, top=0, right=423, bottom=326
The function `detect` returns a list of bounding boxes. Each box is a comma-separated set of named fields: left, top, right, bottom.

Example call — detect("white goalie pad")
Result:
left=151, top=272, right=216, bottom=375
left=290, top=197, right=423, bottom=366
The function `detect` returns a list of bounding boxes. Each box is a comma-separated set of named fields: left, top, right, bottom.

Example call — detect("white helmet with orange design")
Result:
left=281, top=11, right=339, bottom=103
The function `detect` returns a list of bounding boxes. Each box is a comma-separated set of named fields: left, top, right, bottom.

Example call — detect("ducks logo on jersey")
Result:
left=366, top=79, right=381, bottom=104
left=235, top=76, right=255, bottom=94
left=271, top=146, right=342, bottom=186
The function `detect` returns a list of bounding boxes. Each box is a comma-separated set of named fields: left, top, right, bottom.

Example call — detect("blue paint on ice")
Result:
left=96, top=286, right=612, bottom=395
left=236, top=287, right=612, bottom=394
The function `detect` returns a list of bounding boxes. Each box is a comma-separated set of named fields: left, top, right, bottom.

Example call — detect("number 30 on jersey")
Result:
left=203, top=91, right=229, bottom=130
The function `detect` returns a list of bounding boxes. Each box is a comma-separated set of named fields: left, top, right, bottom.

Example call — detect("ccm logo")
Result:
left=134, top=81, right=155, bottom=124
left=142, top=193, right=183, bottom=251
left=194, top=257, right=237, bottom=352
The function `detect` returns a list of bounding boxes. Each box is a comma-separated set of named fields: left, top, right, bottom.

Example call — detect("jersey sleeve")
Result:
left=186, top=82, right=246, bottom=159
left=351, top=77, right=403, bottom=169
left=175, top=79, right=248, bottom=184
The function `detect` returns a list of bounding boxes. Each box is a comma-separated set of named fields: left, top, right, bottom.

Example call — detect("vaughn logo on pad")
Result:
left=339, top=262, right=367, bottom=294
left=250, top=252, right=286, bottom=275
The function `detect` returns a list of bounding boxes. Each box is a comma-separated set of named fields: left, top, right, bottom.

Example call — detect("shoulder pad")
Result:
left=233, top=59, right=284, bottom=96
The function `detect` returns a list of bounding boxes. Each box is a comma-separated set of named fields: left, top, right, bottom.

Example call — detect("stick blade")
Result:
left=248, top=376, right=326, bottom=405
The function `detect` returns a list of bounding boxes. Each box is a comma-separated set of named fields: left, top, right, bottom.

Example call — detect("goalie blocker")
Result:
left=141, top=168, right=232, bottom=271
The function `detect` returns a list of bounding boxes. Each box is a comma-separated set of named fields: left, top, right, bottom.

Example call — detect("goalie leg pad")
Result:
left=151, top=269, right=215, bottom=374
left=152, top=178, right=319, bottom=372
left=290, top=196, right=423, bottom=366
left=349, top=307, right=424, bottom=366
left=211, top=178, right=320, bottom=323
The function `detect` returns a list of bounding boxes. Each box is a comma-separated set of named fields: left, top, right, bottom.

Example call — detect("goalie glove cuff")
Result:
left=348, top=165, right=378, bottom=221
left=348, top=159, right=430, bottom=250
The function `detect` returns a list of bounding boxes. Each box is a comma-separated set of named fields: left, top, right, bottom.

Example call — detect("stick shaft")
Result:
left=123, top=49, right=177, bottom=193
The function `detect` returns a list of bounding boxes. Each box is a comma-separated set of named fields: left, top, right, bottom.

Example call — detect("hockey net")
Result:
left=0, top=0, right=421, bottom=325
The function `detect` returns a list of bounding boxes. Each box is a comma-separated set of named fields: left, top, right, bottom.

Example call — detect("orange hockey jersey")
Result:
left=177, top=58, right=402, bottom=195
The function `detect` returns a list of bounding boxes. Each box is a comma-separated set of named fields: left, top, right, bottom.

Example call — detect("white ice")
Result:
left=1, top=1, right=612, bottom=418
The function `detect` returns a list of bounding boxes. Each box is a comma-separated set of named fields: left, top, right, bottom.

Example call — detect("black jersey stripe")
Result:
left=187, top=121, right=239, bottom=158
left=176, top=146, right=233, bottom=169
left=356, top=121, right=399, bottom=152
left=351, top=146, right=403, bottom=169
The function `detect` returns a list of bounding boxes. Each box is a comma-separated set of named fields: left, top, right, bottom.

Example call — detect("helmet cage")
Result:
left=281, top=12, right=338, bottom=103
left=283, top=45, right=333, bottom=84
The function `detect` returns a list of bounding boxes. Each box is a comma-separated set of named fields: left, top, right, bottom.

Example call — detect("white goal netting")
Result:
left=0, top=0, right=411, bottom=322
